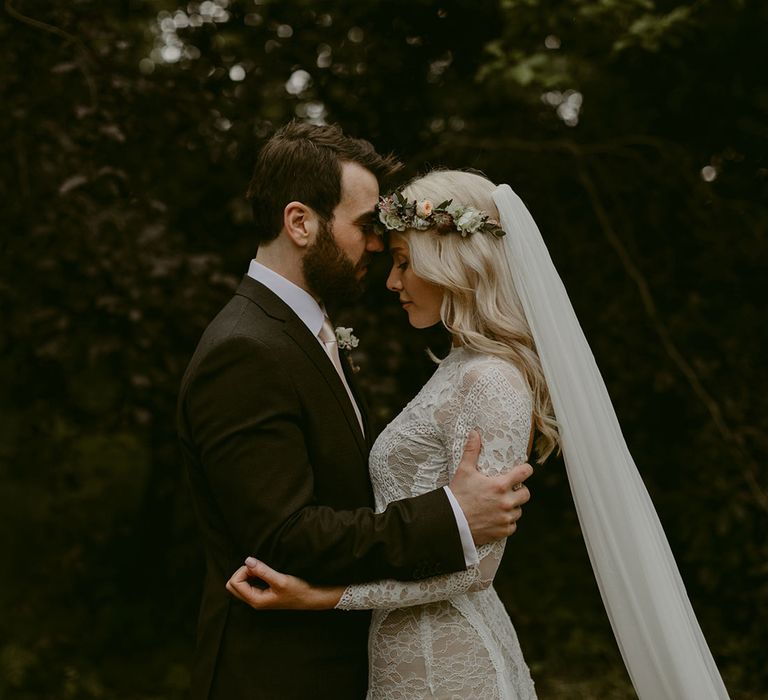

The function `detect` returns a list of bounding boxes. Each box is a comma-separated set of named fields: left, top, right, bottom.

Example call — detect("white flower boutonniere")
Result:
left=334, top=326, right=359, bottom=351
left=335, top=326, right=361, bottom=372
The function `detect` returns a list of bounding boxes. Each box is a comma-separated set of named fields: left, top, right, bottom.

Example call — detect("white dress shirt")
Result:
left=247, top=260, right=478, bottom=567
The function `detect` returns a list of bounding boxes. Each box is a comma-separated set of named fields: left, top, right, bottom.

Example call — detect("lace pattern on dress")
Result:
left=336, top=347, right=537, bottom=699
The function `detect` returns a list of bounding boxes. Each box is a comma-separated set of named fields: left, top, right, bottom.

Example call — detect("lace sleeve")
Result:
left=336, top=361, right=532, bottom=611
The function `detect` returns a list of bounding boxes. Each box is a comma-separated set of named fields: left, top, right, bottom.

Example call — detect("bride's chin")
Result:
left=403, top=308, right=418, bottom=326
left=408, top=315, right=430, bottom=330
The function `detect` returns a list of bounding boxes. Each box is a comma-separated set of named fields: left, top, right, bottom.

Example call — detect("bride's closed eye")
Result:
left=390, top=254, right=409, bottom=271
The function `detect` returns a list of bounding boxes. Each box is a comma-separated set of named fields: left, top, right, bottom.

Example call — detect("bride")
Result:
left=226, top=170, right=730, bottom=700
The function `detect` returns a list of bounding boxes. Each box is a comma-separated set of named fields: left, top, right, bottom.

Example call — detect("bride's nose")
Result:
left=386, top=267, right=402, bottom=292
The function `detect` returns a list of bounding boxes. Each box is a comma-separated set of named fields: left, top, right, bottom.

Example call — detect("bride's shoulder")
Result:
left=454, top=348, right=528, bottom=392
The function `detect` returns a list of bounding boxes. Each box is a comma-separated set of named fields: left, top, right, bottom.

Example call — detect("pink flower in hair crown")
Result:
left=416, top=199, right=433, bottom=218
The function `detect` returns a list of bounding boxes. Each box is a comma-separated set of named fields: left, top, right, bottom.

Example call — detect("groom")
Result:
left=177, top=122, right=533, bottom=699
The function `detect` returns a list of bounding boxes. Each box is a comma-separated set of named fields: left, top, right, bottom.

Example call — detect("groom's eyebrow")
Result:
left=353, top=210, right=376, bottom=227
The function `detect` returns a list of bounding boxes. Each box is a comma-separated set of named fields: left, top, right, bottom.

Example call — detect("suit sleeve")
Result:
left=181, top=334, right=466, bottom=585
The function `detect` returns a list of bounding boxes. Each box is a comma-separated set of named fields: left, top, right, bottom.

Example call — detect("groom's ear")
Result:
left=283, top=201, right=318, bottom=249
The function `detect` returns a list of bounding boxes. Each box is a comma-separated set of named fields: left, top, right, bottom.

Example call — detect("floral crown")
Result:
left=375, top=191, right=506, bottom=238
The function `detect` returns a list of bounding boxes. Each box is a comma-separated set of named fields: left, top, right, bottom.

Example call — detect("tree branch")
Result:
left=576, top=164, right=768, bottom=512
left=5, top=0, right=98, bottom=107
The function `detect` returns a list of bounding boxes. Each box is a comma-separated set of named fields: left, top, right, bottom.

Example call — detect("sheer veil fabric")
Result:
left=492, top=185, right=730, bottom=700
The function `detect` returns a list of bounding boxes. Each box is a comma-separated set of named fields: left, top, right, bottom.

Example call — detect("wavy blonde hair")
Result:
left=399, top=170, right=560, bottom=463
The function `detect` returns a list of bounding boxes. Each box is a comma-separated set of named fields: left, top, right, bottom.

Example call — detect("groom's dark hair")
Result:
left=247, top=121, right=401, bottom=247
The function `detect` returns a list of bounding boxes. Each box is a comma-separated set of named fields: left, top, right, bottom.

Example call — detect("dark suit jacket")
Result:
left=177, top=275, right=466, bottom=699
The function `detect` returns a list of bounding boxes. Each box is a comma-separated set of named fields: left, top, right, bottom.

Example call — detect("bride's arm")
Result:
left=226, top=364, right=532, bottom=612
left=335, top=363, right=533, bottom=611
left=226, top=558, right=345, bottom=610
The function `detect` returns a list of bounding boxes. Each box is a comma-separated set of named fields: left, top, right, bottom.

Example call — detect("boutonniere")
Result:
left=335, top=326, right=361, bottom=373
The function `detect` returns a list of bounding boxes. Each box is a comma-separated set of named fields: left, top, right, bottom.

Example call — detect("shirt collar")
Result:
left=247, top=260, right=325, bottom=337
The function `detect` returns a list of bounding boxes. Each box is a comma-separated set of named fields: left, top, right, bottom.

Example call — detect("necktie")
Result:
left=318, top=317, right=365, bottom=435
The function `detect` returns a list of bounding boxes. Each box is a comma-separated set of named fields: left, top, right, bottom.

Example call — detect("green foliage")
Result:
left=2, top=0, right=766, bottom=697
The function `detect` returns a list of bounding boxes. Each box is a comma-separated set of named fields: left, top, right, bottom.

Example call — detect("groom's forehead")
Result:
left=340, top=162, right=378, bottom=197
left=337, top=163, right=379, bottom=217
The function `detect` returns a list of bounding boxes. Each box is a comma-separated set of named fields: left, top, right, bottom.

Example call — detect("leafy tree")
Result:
left=1, top=0, right=765, bottom=696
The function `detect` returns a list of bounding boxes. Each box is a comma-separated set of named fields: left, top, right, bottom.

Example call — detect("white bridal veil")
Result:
left=492, top=184, right=730, bottom=700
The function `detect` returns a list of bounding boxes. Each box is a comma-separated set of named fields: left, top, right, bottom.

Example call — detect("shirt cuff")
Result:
left=443, top=486, right=480, bottom=567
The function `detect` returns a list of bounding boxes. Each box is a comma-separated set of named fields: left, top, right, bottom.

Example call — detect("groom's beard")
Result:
left=303, top=218, right=367, bottom=306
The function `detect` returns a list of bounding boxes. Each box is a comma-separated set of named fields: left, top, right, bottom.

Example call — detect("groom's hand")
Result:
left=449, top=430, right=533, bottom=546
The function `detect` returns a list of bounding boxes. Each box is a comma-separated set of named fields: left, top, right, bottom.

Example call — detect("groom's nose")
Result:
left=365, top=232, right=385, bottom=253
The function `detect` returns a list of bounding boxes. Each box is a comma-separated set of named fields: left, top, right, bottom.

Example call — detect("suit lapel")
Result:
left=283, top=318, right=368, bottom=457
left=236, top=274, right=368, bottom=457
left=339, top=354, right=373, bottom=448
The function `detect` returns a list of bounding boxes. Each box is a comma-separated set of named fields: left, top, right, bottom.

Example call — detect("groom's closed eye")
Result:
left=354, top=211, right=376, bottom=233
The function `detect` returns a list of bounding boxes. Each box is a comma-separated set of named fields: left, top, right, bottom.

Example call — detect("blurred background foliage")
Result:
left=1, top=0, right=766, bottom=697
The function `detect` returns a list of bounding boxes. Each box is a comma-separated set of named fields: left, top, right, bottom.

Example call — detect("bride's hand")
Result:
left=226, top=558, right=345, bottom=611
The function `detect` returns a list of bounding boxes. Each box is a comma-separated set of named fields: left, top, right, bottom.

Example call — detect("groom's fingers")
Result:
left=500, top=463, right=533, bottom=496
left=458, top=429, right=482, bottom=470
left=504, top=464, right=533, bottom=492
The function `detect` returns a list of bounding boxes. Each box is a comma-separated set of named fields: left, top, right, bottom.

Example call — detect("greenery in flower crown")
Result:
left=375, top=191, right=506, bottom=238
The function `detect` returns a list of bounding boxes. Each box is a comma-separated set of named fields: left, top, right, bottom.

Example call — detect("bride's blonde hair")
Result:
left=399, top=170, right=560, bottom=463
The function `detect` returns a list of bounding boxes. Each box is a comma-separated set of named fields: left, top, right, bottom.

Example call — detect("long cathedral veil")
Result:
left=492, top=184, right=730, bottom=700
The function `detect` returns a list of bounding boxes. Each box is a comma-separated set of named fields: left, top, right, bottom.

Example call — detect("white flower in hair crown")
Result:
left=375, top=191, right=506, bottom=238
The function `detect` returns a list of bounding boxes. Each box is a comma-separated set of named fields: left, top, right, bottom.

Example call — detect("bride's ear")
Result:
left=283, top=201, right=318, bottom=248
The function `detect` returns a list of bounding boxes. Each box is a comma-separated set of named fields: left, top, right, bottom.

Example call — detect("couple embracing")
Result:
left=178, top=122, right=730, bottom=699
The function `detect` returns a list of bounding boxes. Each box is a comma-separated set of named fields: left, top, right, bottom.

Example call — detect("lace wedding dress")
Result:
left=336, top=346, right=537, bottom=699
